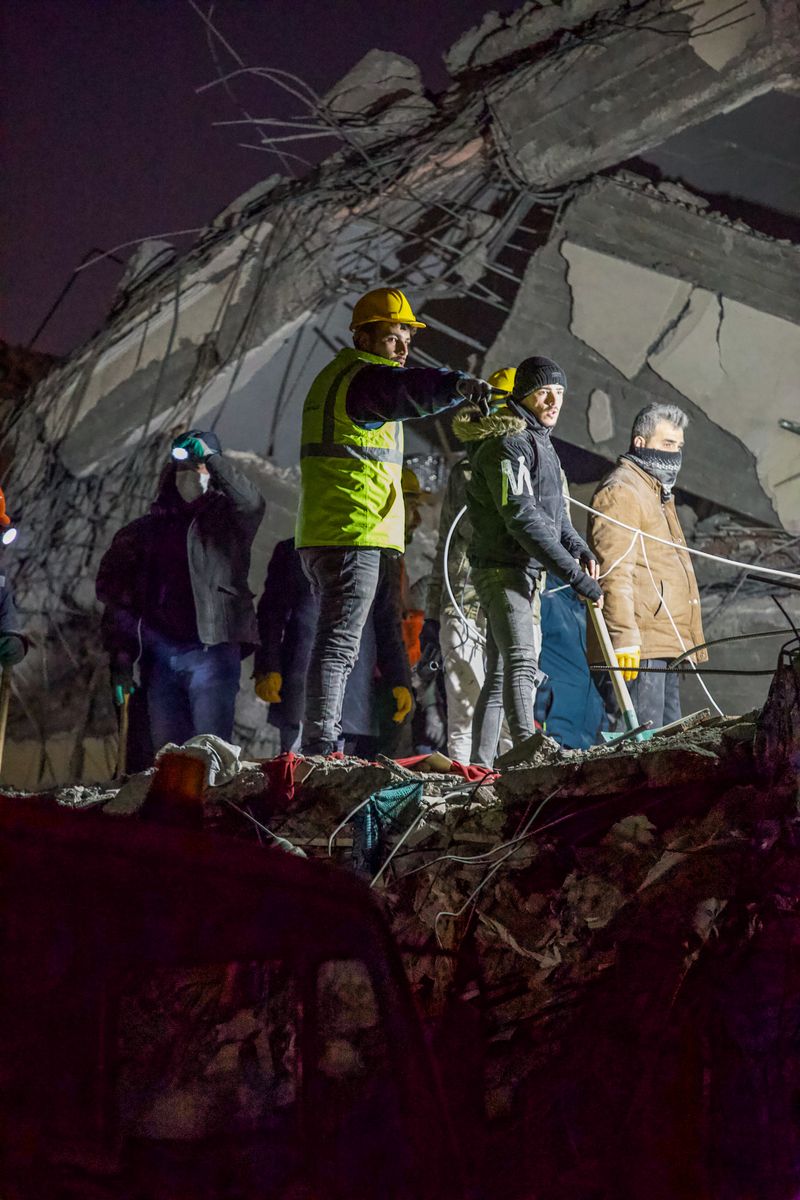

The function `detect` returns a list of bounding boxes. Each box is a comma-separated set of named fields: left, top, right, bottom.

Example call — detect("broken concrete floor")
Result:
left=7, top=648, right=800, bottom=1199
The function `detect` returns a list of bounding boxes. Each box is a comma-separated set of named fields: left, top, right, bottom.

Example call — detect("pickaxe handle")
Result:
left=585, top=603, right=641, bottom=734
left=116, top=692, right=130, bottom=778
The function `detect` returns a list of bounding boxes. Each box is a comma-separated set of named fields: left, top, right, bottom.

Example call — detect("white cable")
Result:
left=432, top=786, right=563, bottom=947
left=639, top=532, right=724, bottom=717
left=442, top=504, right=482, bottom=642
left=327, top=793, right=375, bottom=857
left=570, top=497, right=800, bottom=583
left=370, top=805, right=427, bottom=888
left=543, top=526, right=641, bottom=595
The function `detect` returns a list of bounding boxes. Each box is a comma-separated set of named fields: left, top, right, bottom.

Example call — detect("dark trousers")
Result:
left=143, top=640, right=242, bottom=752
left=598, top=658, right=682, bottom=733
left=299, top=546, right=382, bottom=754
left=471, top=566, right=542, bottom=767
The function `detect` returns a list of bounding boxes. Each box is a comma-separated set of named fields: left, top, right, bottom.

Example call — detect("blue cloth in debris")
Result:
left=535, top=587, right=605, bottom=749
left=351, top=779, right=423, bottom=876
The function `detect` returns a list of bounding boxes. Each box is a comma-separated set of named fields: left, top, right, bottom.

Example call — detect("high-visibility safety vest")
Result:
left=295, top=347, right=405, bottom=552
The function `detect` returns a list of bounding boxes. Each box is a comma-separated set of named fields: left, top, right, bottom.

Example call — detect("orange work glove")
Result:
left=615, top=647, right=641, bottom=683
left=255, top=672, right=282, bottom=704
left=392, top=685, right=413, bottom=724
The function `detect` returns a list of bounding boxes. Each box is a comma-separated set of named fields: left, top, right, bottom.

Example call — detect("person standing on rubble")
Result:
left=453, top=356, right=603, bottom=766
left=587, top=402, right=706, bottom=731
left=0, top=486, right=28, bottom=675
left=424, top=367, right=517, bottom=763
left=254, top=534, right=412, bottom=757
left=96, top=430, right=264, bottom=759
left=295, top=286, right=494, bottom=757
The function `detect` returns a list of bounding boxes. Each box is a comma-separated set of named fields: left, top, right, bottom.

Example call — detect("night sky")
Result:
left=2, top=0, right=507, bottom=356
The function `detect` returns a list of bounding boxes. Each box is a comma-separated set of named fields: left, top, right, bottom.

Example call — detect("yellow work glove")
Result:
left=615, top=647, right=641, bottom=683
left=392, top=685, right=413, bottom=724
left=255, top=672, right=283, bottom=704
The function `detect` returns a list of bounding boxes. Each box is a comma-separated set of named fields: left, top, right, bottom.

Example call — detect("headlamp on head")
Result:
left=2, top=526, right=17, bottom=546
left=171, top=445, right=190, bottom=462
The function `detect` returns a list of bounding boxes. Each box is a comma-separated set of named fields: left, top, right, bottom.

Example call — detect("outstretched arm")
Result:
left=346, top=364, right=469, bottom=425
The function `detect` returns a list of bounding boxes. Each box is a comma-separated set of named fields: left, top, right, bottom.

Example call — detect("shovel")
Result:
left=586, top=604, right=710, bottom=744
left=116, top=691, right=130, bottom=778
left=585, top=603, right=652, bottom=744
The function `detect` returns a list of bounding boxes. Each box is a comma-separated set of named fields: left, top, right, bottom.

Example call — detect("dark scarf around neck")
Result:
left=623, top=448, right=682, bottom=501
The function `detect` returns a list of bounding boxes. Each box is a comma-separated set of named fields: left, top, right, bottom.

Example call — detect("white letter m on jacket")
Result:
left=501, top=455, right=533, bottom=505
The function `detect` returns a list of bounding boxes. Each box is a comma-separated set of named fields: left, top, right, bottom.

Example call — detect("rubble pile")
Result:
left=21, top=649, right=800, bottom=1196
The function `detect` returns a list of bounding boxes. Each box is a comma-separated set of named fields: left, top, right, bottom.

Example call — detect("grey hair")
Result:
left=631, top=402, right=688, bottom=442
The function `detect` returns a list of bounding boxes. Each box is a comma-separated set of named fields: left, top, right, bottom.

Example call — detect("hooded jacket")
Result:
left=587, top=457, right=706, bottom=663
left=97, top=455, right=265, bottom=665
left=453, top=401, right=600, bottom=599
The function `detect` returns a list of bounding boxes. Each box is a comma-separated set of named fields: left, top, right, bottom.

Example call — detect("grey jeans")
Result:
left=299, top=546, right=382, bottom=754
left=471, top=566, right=543, bottom=767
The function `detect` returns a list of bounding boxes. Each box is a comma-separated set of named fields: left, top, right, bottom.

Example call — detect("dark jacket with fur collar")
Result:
left=453, top=400, right=600, bottom=599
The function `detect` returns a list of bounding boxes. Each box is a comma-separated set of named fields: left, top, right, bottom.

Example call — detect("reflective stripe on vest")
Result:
left=296, top=348, right=405, bottom=551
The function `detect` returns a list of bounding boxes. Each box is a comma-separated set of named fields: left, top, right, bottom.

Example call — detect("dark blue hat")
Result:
left=514, top=357, right=567, bottom=397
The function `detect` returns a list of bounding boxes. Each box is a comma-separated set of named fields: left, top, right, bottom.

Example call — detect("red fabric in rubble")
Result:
left=396, top=755, right=499, bottom=783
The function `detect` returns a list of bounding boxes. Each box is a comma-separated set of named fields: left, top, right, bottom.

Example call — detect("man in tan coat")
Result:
left=588, top=402, right=706, bottom=730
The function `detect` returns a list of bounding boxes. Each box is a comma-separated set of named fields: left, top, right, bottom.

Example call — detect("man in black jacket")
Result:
left=453, top=357, right=603, bottom=765
left=96, top=430, right=265, bottom=758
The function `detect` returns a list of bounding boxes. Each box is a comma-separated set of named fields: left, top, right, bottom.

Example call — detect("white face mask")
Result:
left=175, top=470, right=210, bottom=503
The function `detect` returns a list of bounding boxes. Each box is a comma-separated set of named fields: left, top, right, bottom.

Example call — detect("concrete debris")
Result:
left=212, top=175, right=285, bottom=230
left=445, top=0, right=615, bottom=75
left=321, top=49, right=435, bottom=146
left=687, top=0, right=766, bottom=72
left=18, top=665, right=799, bottom=1196
left=114, top=239, right=176, bottom=299
left=586, top=387, right=615, bottom=443
left=0, top=339, right=57, bottom=404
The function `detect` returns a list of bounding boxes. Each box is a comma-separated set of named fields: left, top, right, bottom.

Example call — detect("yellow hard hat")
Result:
left=401, top=466, right=422, bottom=495
left=350, top=287, right=426, bottom=331
left=487, top=366, right=516, bottom=394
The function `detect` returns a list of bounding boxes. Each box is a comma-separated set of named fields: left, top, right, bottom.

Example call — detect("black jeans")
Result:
left=471, top=566, right=542, bottom=767
left=299, top=546, right=382, bottom=754
left=598, top=658, right=682, bottom=733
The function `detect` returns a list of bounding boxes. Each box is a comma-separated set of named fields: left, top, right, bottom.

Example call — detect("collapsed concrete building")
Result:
left=1, top=0, right=799, bottom=785
left=2, top=4, right=800, bottom=1197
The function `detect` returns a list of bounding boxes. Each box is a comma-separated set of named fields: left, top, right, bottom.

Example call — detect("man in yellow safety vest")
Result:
left=295, top=286, right=492, bottom=755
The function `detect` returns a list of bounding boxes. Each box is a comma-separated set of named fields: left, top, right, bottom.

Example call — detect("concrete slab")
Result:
left=561, top=241, right=693, bottom=379
left=648, top=289, right=800, bottom=532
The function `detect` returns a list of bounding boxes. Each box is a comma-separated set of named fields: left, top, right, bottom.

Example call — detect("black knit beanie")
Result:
left=514, top=356, right=567, bottom=397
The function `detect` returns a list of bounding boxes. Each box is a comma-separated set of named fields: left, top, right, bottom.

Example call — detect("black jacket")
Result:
left=97, top=455, right=265, bottom=664
left=453, top=400, right=600, bottom=600
left=345, top=363, right=468, bottom=425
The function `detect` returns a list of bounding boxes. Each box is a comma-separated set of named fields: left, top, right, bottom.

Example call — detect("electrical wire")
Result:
left=639, top=531, right=723, bottom=715
left=432, top=786, right=564, bottom=947
left=440, top=503, right=799, bottom=697
left=569, top=497, right=800, bottom=584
